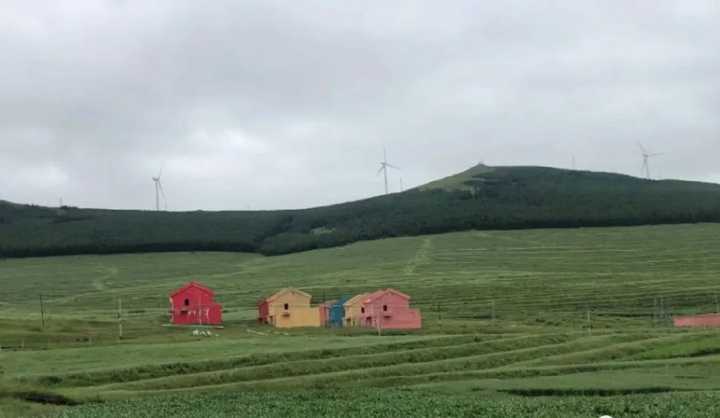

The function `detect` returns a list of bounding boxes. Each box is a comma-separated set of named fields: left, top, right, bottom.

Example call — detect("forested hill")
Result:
left=3, top=165, right=720, bottom=258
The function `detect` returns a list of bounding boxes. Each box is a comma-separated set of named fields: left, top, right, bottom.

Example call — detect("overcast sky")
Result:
left=1, top=1, right=719, bottom=210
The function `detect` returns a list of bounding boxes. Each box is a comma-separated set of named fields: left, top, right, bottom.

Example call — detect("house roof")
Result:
left=334, top=296, right=350, bottom=306
left=675, top=313, right=720, bottom=319
left=263, top=288, right=312, bottom=303
left=363, top=288, right=410, bottom=303
left=343, top=293, right=369, bottom=307
left=170, top=281, right=214, bottom=298
left=322, top=296, right=350, bottom=308
left=318, top=299, right=338, bottom=307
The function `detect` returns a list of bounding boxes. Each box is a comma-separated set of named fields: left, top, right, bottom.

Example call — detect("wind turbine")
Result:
left=377, top=148, right=399, bottom=194
left=152, top=166, right=167, bottom=211
left=638, top=143, right=663, bottom=180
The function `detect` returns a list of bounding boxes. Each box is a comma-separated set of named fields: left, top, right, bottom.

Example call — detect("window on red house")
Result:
left=383, top=305, right=388, bottom=311
left=284, top=303, right=289, bottom=310
left=361, top=307, right=365, bottom=314
left=184, top=298, right=190, bottom=306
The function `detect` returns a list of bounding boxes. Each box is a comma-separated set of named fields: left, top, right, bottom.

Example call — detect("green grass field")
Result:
left=3, top=223, right=720, bottom=417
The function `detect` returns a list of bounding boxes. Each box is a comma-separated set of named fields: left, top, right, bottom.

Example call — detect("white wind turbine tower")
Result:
left=152, top=167, right=167, bottom=211
left=377, top=148, right=399, bottom=194
left=638, top=143, right=663, bottom=180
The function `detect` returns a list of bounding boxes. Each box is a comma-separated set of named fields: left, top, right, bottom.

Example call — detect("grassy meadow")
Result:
left=2, top=223, right=720, bottom=417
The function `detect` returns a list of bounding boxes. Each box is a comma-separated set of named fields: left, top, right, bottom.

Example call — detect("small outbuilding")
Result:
left=257, top=288, right=322, bottom=328
left=673, top=313, right=720, bottom=328
left=321, top=296, right=349, bottom=328
left=319, top=300, right=333, bottom=326
left=169, top=281, right=222, bottom=325
left=359, top=288, right=421, bottom=330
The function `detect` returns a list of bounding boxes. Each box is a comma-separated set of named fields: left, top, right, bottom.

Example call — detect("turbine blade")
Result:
left=386, top=163, right=400, bottom=170
left=377, top=165, right=385, bottom=175
left=157, top=162, right=166, bottom=179
left=637, top=142, right=648, bottom=154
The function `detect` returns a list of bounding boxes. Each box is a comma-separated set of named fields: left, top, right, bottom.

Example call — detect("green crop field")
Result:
left=3, top=223, right=720, bottom=417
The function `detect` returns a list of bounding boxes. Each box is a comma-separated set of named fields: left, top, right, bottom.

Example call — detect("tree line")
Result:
left=2, top=166, right=720, bottom=258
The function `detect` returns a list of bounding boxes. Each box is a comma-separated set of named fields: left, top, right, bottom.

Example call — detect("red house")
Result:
left=673, top=313, right=720, bottom=328
left=359, top=288, right=421, bottom=330
left=169, top=281, right=222, bottom=325
left=257, top=297, right=270, bottom=324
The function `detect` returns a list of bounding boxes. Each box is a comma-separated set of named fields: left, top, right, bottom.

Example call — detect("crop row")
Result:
left=109, top=333, right=585, bottom=391
left=74, top=333, right=662, bottom=398
left=55, top=386, right=720, bottom=418
left=31, top=334, right=487, bottom=388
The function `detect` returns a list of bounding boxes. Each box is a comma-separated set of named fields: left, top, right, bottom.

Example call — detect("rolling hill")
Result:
left=4, top=224, right=720, bottom=417
left=2, top=164, right=720, bottom=258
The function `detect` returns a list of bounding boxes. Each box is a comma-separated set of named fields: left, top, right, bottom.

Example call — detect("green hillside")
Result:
left=3, top=224, right=720, bottom=416
left=418, top=162, right=495, bottom=191
left=3, top=165, right=720, bottom=258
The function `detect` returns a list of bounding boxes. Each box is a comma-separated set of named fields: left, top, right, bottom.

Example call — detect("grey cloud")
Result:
left=1, top=1, right=719, bottom=210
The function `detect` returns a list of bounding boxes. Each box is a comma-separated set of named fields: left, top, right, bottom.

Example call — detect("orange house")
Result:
left=343, top=293, right=369, bottom=327
left=257, top=288, right=321, bottom=328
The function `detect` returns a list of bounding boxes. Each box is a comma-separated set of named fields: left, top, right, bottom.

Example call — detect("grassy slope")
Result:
left=2, top=224, right=720, bottom=416
left=3, top=165, right=720, bottom=258
left=4, top=223, right=720, bottom=324
left=418, top=163, right=495, bottom=191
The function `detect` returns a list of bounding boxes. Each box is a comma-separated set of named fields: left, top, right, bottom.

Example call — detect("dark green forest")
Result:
left=3, top=165, right=720, bottom=258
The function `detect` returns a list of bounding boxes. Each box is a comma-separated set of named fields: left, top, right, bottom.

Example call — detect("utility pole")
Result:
left=586, top=308, right=592, bottom=336
left=39, top=294, right=45, bottom=331
left=117, top=297, right=123, bottom=340
left=375, top=305, right=382, bottom=337
left=660, top=296, right=665, bottom=323
left=491, top=300, right=495, bottom=321
left=653, top=297, right=657, bottom=326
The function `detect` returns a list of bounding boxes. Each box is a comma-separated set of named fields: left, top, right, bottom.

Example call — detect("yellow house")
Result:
left=259, top=288, right=321, bottom=328
left=343, top=293, right=368, bottom=327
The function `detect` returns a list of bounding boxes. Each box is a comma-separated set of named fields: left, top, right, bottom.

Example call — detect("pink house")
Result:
left=359, top=289, right=421, bottom=330
left=673, top=313, right=720, bottom=328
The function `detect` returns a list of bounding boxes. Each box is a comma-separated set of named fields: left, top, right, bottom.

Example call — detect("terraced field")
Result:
left=43, top=391, right=720, bottom=418
left=2, top=223, right=720, bottom=416
left=6, top=328, right=720, bottom=417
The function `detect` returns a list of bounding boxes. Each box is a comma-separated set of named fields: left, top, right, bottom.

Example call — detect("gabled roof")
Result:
left=675, top=313, right=720, bottom=319
left=318, top=299, right=338, bottom=307
left=362, top=290, right=385, bottom=303
left=363, top=288, right=410, bottom=303
left=264, top=288, right=312, bottom=303
left=323, top=296, right=350, bottom=308
left=170, top=281, right=214, bottom=298
left=343, top=293, right=369, bottom=307
left=334, top=296, right=350, bottom=306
